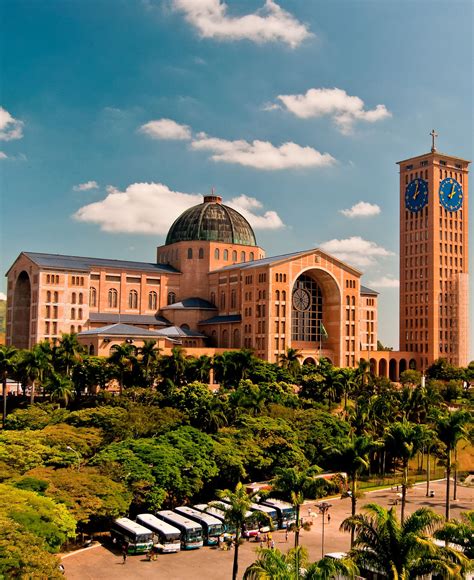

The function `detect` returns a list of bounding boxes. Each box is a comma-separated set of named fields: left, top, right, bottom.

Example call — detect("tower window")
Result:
left=187, top=248, right=193, bottom=259
left=199, top=248, right=204, bottom=259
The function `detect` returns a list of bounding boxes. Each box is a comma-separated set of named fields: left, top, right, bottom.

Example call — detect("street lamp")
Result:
left=317, top=502, right=332, bottom=558
left=66, top=445, right=81, bottom=471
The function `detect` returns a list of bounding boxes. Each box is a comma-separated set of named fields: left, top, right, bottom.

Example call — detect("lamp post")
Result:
left=66, top=445, right=81, bottom=471
left=317, top=502, right=332, bottom=559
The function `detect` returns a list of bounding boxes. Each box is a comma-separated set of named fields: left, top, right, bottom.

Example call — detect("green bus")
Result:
left=110, top=517, right=154, bottom=554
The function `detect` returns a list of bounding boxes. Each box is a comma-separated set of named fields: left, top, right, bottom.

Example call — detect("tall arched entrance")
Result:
left=291, top=269, right=341, bottom=365
left=12, top=271, right=32, bottom=349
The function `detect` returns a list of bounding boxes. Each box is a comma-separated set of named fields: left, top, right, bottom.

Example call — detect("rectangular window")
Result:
left=105, top=275, right=121, bottom=282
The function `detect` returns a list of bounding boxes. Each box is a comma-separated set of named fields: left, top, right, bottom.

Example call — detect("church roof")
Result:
left=18, top=252, right=179, bottom=274
left=360, top=285, right=379, bottom=296
left=164, top=297, right=216, bottom=310
left=78, top=323, right=166, bottom=337
left=199, top=314, right=242, bottom=325
left=89, top=313, right=170, bottom=326
left=153, top=326, right=207, bottom=338
left=165, top=195, right=257, bottom=247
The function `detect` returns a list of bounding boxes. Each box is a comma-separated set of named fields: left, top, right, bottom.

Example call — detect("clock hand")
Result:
left=413, top=182, right=419, bottom=200
left=448, top=183, right=456, bottom=199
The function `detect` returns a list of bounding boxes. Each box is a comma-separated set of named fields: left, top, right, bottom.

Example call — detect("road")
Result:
left=62, top=480, right=473, bottom=579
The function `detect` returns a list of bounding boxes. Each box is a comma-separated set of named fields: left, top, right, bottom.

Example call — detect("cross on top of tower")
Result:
left=430, top=129, right=438, bottom=153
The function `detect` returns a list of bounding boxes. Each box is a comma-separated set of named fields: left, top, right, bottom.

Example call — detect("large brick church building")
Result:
left=5, top=144, right=470, bottom=377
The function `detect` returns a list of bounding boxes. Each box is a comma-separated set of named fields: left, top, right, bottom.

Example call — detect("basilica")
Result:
left=5, top=145, right=470, bottom=379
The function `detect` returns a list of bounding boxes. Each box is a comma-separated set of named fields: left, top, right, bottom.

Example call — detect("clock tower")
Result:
left=398, top=133, right=470, bottom=369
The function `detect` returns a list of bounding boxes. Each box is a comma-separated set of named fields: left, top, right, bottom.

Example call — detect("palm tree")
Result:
left=214, top=482, right=258, bottom=580
left=278, top=347, right=302, bottom=378
left=243, top=546, right=357, bottom=580
left=435, top=510, right=474, bottom=559
left=57, top=332, right=84, bottom=377
left=44, top=371, right=74, bottom=407
left=271, top=465, right=321, bottom=548
left=328, top=435, right=375, bottom=546
left=341, top=503, right=468, bottom=579
left=138, top=340, right=160, bottom=386
left=158, top=346, right=187, bottom=387
left=0, top=345, right=18, bottom=427
left=384, top=420, right=432, bottom=522
left=108, top=342, right=137, bottom=395
left=434, top=409, right=471, bottom=520
left=28, top=341, right=54, bottom=403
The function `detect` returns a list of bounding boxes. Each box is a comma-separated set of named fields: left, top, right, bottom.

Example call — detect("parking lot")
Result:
left=63, top=480, right=474, bottom=579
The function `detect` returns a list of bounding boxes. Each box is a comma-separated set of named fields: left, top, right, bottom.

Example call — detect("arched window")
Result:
left=108, top=288, right=118, bottom=308
left=276, top=290, right=280, bottom=300
left=214, top=248, right=220, bottom=259
left=222, top=329, right=229, bottom=348
left=351, top=296, right=356, bottom=306
left=70, top=325, right=75, bottom=333
left=77, top=325, right=82, bottom=332
left=220, top=292, right=226, bottom=309
left=233, top=329, right=240, bottom=348
left=90, top=287, right=97, bottom=307
left=128, top=290, right=138, bottom=309
left=78, top=293, right=83, bottom=305
left=89, top=344, right=95, bottom=355
left=223, top=249, right=229, bottom=261
left=167, top=292, right=176, bottom=305
left=71, top=292, right=77, bottom=304
left=54, top=291, right=58, bottom=302
left=232, top=250, right=237, bottom=262
left=282, top=290, right=286, bottom=301
left=78, top=308, right=83, bottom=319
left=241, top=251, right=245, bottom=262
left=231, top=289, right=237, bottom=309
left=71, top=308, right=76, bottom=320
left=250, top=252, right=255, bottom=261
left=346, top=296, right=350, bottom=306
left=199, top=248, right=204, bottom=259
left=46, top=291, right=51, bottom=302
left=292, top=274, right=323, bottom=342
left=187, top=248, right=193, bottom=259
left=148, top=291, right=157, bottom=310
left=210, top=292, right=216, bottom=305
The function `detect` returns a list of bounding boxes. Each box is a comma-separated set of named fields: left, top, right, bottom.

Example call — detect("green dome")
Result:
left=165, top=195, right=257, bottom=247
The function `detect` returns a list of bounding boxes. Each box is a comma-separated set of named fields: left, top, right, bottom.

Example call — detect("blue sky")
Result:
left=1, top=0, right=473, bottom=355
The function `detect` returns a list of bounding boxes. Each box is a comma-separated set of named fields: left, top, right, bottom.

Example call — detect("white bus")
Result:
left=156, top=510, right=203, bottom=550
left=260, top=499, right=296, bottom=529
left=136, top=513, right=181, bottom=553
left=193, top=503, right=236, bottom=537
left=249, top=502, right=278, bottom=531
left=216, top=499, right=261, bottom=538
left=110, top=518, right=153, bottom=554
left=174, top=506, right=224, bottom=546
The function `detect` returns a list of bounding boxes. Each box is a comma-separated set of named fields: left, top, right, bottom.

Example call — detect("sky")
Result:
left=1, top=0, right=473, bottom=356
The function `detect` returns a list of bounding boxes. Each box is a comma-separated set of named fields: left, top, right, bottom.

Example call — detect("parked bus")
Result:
left=193, top=503, right=236, bottom=536
left=217, top=499, right=261, bottom=538
left=260, top=499, right=296, bottom=529
left=174, top=506, right=224, bottom=546
left=249, top=502, right=278, bottom=531
left=155, top=510, right=203, bottom=550
left=110, top=518, right=153, bottom=554
left=136, top=514, right=181, bottom=554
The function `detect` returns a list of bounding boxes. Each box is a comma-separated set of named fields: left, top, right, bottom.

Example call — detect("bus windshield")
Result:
left=187, top=529, right=202, bottom=543
left=208, top=523, right=224, bottom=536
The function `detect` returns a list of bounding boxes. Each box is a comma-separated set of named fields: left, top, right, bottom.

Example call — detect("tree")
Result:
left=44, top=372, right=74, bottom=407
left=433, top=409, right=471, bottom=520
left=28, top=341, right=55, bottom=403
left=384, top=420, right=431, bottom=522
left=278, top=347, right=302, bottom=377
left=341, top=503, right=468, bottom=579
left=435, top=510, right=474, bottom=559
left=138, top=340, right=160, bottom=387
left=214, top=482, right=258, bottom=580
left=0, top=345, right=17, bottom=427
left=271, top=465, right=321, bottom=548
left=108, top=343, right=137, bottom=395
left=56, top=333, right=84, bottom=378
left=158, top=346, right=187, bottom=387
left=243, top=547, right=357, bottom=580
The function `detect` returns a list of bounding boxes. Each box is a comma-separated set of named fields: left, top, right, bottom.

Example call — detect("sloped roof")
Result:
left=16, top=252, right=179, bottom=274
left=89, top=313, right=170, bottom=326
left=199, top=314, right=242, bottom=325
left=164, top=297, right=216, bottom=310
left=360, top=285, right=379, bottom=296
left=154, top=326, right=207, bottom=338
left=78, top=323, right=166, bottom=337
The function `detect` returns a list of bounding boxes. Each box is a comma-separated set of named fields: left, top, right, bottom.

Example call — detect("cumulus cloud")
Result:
left=0, top=107, right=24, bottom=141
left=368, top=276, right=400, bottom=288
left=191, top=133, right=335, bottom=170
left=139, top=118, right=192, bottom=140
left=275, top=88, right=391, bottom=134
left=319, top=236, right=394, bottom=268
left=340, top=201, right=381, bottom=218
left=73, top=182, right=284, bottom=234
left=0, top=292, right=6, bottom=301
left=172, top=0, right=311, bottom=48
left=73, top=181, right=99, bottom=192
left=0, top=152, right=7, bottom=160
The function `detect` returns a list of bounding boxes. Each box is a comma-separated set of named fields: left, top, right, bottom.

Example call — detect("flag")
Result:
left=319, top=321, right=328, bottom=340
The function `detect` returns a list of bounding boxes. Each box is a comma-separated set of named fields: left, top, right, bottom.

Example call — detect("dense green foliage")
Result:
left=0, top=338, right=472, bottom=576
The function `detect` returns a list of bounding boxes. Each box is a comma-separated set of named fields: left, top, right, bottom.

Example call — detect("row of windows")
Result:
left=258, top=273, right=267, bottom=283
left=345, top=323, right=356, bottom=337
left=256, top=304, right=266, bottom=318
left=440, top=317, right=456, bottom=328
left=71, top=292, right=84, bottom=304
left=185, top=248, right=256, bottom=262
left=245, top=276, right=253, bottom=285
left=440, top=231, right=463, bottom=243
left=346, top=280, right=356, bottom=289
left=274, top=321, right=286, bottom=333
left=406, top=269, right=428, bottom=280
left=439, top=244, right=463, bottom=257
left=103, top=288, right=159, bottom=309
left=274, top=290, right=287, bottom=301
left=71, top=276, right=85, bottom=286
left=45, top=305, right=58, bottom=319
left=404, top=242, right=428, bottom=256
left=44, top=321, right=58, bottom=335
left=405, top=293, right=429, bottom=304
left=440, top=330, right=457, bottom=341
left=440, top=344, right=457, bottom=353
left=45, top=274, right=60, bottom=284
left=440, top=216, right=463, bottom=229
left=70, top=308, right=84, bottom=320
left=345, top=296, right=357, bottom=306
left=439, top=268, right=460, bottom=279
left=404, top=281, right=429, bottom=293
left=405, top=255, right=429, bottom=267
left=403, top=168, right=464, bottom=184
left=440, top=255, right=462, bottom=268
left=46, top=291, right=59, bottom=303
left=275, top=304, right=287, bottom=317
left=257, top=290, right=266, bottom=300
left=346, top=310, right=356, bottom=321
left=406, top=216, right=428, bottom=229
left=406, top=206, right=428, bottom=220
left=405, top=318, right=428, bottom=329
left=275, top=273, right=287, bottom=283
left=405, top=330, right=429, bottom=341
left=366, top=298, right=375, bottom=306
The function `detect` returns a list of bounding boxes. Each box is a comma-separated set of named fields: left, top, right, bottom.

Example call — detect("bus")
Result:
left=136, top=514, right=181, bottom=554
left=156, top=510, right=203, bottom=550
left=249, top=502, right=278, bottom=531
left=110, top=518, right=153, bottom=554
left=216, top=499, right=261, bottom=538
left=260, top=499, right=296, bottom=529
left=193, top=503, right=236, bottom=537
left=174, top=506, right=224, bottom=546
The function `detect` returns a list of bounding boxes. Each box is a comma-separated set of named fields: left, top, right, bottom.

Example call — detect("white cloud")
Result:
left=340, top=201, right=381, bottom=218
left=0, top=152, right=7, bottom=160
left=139, top=118, right=192, bottom=140
left=0, top=292, right=6, bottom=301
left=275, top=88, right=391, bottom=134
left=319, top=236, right=394, bottom=268
left=73, top=182, right=284, bottom=234
left=368, top=276, right=399, bottom=288
left=0, top=107, right=24, bottom=141
left=191, top=133, right=335, bottom=170
left=172, top=0, right=311, bottom=48
left=73, top=180, right=99, bottom=192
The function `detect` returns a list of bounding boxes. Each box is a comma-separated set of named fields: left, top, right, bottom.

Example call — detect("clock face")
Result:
left=292, top=288, right=311, bottom=311
left=405, top=178, right=428, bottom=212
left=439, top=178, right=463, bottom=212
